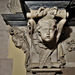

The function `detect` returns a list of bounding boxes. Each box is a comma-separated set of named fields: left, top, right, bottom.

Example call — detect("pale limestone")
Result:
left=0, top=58, right=13, bottom=75
left=0, top=0, right=11, bottom=58
left=9, top=7, right=68, bottom=75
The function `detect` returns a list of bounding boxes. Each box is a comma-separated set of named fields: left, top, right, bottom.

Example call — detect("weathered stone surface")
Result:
left=0, top=0, right=11, bottom=58
left=36, top=72, right=55, bottom=75
left=7, top=0, right=22, bottom=13
left=62, top=27, right=75, bottom=67
left=0, top=58, right=13, bottom=75
left=0, top=0, right=13, bottom=75
left=61, top=67, right=75, bottom=75
left=0, top=0, right=11, bottom=14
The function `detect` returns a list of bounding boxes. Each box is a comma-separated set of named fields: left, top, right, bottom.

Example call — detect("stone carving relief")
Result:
left=66, top=39, right=75, bottom=52
left=7, top=0, right=22, bottom=13
left=63, top=33, right=75, bottom=53
left=8, top=6, right=69, bottom=75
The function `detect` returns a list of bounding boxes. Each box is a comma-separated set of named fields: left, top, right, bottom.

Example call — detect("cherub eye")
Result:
left=50, top=30, right=52, bottom=33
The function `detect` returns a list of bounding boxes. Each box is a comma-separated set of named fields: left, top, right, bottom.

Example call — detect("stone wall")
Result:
left=0, top=0, right=13, bottom=75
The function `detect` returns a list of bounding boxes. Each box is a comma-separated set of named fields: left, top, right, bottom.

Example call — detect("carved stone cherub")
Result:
left=32, top=19, right=66, bottom=68
left=27, top=6, right=69, bottom=69
left=9, top=6, right=69, bottom=75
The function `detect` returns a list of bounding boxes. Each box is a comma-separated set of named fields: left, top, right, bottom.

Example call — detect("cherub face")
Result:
left=12, top=35, right=23, bottom=48
left=38, top=19, right=56, bottom=43
left=40, top=24, right=55, bottom=42
left=11, top=29, right=24, bottom=48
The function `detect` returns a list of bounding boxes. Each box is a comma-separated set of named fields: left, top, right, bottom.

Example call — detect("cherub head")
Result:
left=9, top=27, right=30, bottom=53
left=36, top=18, right=66, bottom=43
left=37, top=19, right=56, bottom=43
left=10, top=27, right=24, bottom=48
left=9, top=27, right=26, bottom=49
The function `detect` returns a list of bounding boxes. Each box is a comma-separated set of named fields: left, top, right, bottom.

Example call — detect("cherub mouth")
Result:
left=46, top=35, right=50, bottom=38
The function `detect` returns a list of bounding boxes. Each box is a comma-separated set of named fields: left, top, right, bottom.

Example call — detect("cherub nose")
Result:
left=16, top=40, right=22, bottom=48
left=47, top=30, right=50, bottom=35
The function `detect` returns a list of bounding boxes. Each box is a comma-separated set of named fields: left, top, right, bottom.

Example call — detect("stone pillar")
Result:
left=0, top=0, right=13, bottom=75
